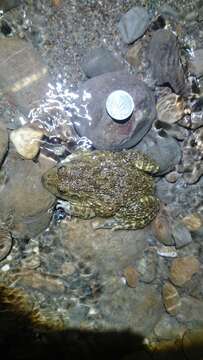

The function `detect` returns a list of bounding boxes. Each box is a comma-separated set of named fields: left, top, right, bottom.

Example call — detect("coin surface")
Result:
left=106, top=90, right=134, bottom=121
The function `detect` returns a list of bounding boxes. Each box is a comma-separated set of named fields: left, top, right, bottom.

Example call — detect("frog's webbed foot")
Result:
left=97, top=195, right=160, bottom=230
left=132, top=151, right=159, bottom=174
left=62, top=199, right=96, bottom=219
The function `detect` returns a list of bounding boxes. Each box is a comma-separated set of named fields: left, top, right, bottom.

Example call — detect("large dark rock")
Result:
left=118, top=6, right=150, bottom=44
left=0, top=149, right=55, bottom=239
left=148, top=30, right=187, bottom=95
left=80, top=47, right=125, bottom=78
left=72, top=72, right=156, bottom=150
left=0, top=37, right=51, bottom=116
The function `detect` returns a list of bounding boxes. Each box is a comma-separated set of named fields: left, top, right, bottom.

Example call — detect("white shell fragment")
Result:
left=10, top=125, right=44, bottom=160
left=106, top=90, right=134, bottom=121
left=156, top=245, right=177, bottom=258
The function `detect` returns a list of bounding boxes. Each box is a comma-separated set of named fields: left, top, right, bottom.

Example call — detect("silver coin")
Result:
left=106, top=90, right=134, bottom=121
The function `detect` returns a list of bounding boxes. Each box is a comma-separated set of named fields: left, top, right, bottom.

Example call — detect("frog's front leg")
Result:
left=60, top=199, right=96, bottom=219
left=97, top=195, right=159, bottom=230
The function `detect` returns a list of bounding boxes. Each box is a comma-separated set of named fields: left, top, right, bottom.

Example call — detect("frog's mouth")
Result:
left=41, top=167, right=59, bottom=195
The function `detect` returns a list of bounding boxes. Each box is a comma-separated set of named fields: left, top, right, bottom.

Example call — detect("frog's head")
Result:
left=41, top=166, right=59, bottom=196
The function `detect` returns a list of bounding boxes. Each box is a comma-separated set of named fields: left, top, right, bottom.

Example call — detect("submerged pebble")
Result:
left=148, top=30, right=187, bottom=95
left=189, top=48, right=203, bottom=78
left=0, top=149, right=55, bottom=238
left=136, top=249, right=157, bottom=283
left=10, top=125, right=44, bottom=160
left=170, top=256, right=200, bottom=286
left=156, top=245, right=177, bottom=258
left=118, top=6, right=150, bottom=44
left=162, top=281, right=181, bottom=316
left=181, top=213, right=203, bottom=232
left=152, top=205, right=174, bottom=246
left=0, top=228, right=13, bottom=261
left=171, top=221, right=193, bottom=248
left=135, top=127, right=181, bottom=175
left=123, top=265, right=139, bottom=288
left=72, top=72, right=156, bottom=150
left=80, top=47, right=124, bottom=78
left=156, top=93, right=186, bottom=124
left=0, top=37, right=50, bottom=116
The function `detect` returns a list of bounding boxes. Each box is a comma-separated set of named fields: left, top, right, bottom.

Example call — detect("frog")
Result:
left=42, top=150, right=160, bottom=230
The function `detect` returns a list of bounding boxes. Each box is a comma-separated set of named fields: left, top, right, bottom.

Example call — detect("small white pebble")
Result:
left=1, top=264, right=10, bottom=272
left=7, top=255, right=12, bottom=261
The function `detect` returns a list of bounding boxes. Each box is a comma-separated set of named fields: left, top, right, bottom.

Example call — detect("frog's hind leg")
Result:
left=97, top=195, right=160, bottom=230
left=65, top=199, right=96, bottom=219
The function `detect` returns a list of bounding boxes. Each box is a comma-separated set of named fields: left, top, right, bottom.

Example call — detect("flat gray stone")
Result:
left=81, top=47, right=124, bottom=78
left=154, top=314, right=186, bottom=339
left=148, top=30, right=187, bottom=95
left=118, top=6, right=150, bottom=44
left=189, top=49, right=203, bottom=78
left=172, top=221, right=193, bottom=249
left=177, top=296, right=203, bottom=326
left=135, top=127, right=181, bottom=175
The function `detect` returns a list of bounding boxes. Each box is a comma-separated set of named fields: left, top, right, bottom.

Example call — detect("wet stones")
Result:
left=154, top=314, right=186, bottom=340
left=135, top=127, right=181, bottom=175
left=10, top=125, right=44, bottom=160
left=0, top=150, right=55, bottom=238
left=13, top=270, right=65, bottom=294
left=0, top=0, right=21, bottom=12
left=171, top=222, right=193, bottom=248
left=148, top=30, right=187, bottom=95
left=170, top=256, right=200, bottom=286
left=118, top=6, right=150, bottom=44
left=152, top=205, right=174, bottom=246
left=72, top=72, right=156, bottom=150
left=156, top=93, right=186, bottom=124
left=123, top=266, right=139, bottom=288
left=0, top=228, right=13, bottom=261
left=162, top=281, right=181, bottom=316
left=181, top=213, right=203, bottom=232
left=189, top=49, right=203, bottom=78
left=0, top=122, right=8, bottom=166
left=0, top=37, right=50, bottom=116
left=136, top=249, right=157, bottom=283
left=80, top=47, right=125, bottom=78
left=177, top=296, right=203, bottom=324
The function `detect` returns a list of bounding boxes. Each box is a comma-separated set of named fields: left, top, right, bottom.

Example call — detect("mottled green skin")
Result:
left=42, top=150, right=160, bottom=230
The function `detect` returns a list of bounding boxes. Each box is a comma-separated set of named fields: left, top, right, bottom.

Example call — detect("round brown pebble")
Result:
left=162, top=282, right=181, bottom=316
left=152, top=205, right=174, bottom=246
left=181, top=213, right=203, bottom=232
left=170, top=256, right=200, bottom=286
left=123, top=266, right=139, bottom=288
left=165, top=171, right=179, bottom=183
left=0, top=228, right=13, bottom=261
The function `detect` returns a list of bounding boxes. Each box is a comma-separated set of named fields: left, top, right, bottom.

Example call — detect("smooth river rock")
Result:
left=0, top=149, right=55, bottom=238
left=148, top=30, right=187, bottom=95
left=72, top=72, right=156, bottom=150
left=135, top=127, right=181, bottom=175
left=118, top=6, right=150, bottom=44
left=0, top=37, right=51, bottom=116
left=80, top=47, right=125, bottom=78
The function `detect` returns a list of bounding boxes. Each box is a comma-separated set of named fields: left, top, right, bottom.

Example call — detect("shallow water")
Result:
left=0, top=0, right=203, bottom=357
